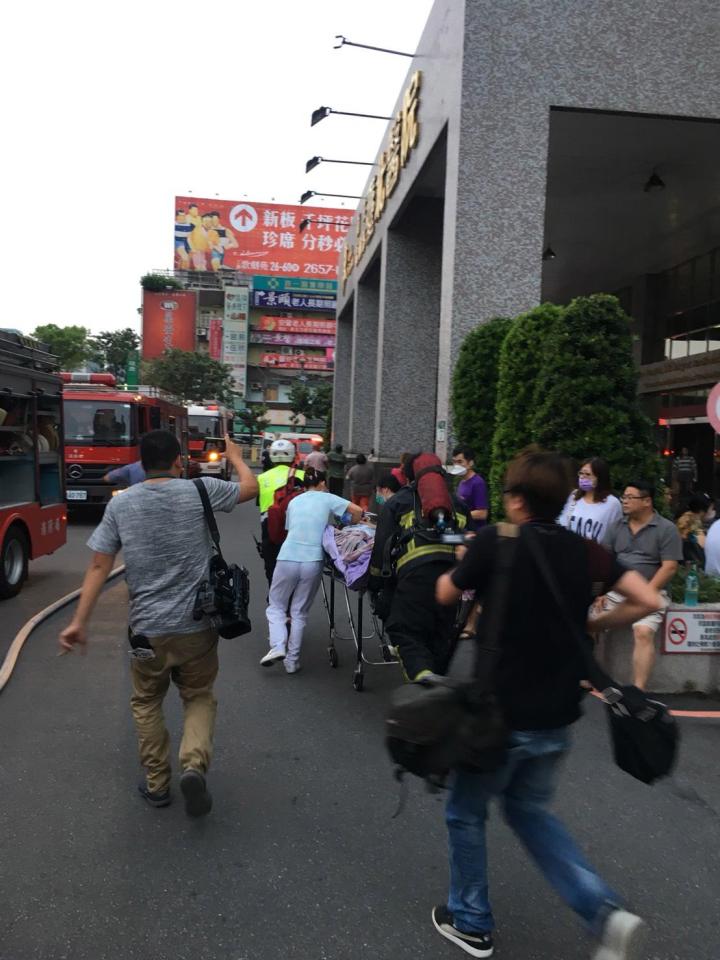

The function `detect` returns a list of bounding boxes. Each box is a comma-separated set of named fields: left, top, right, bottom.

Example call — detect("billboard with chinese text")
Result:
left=142, top=290, right=197, bottom=359
left=174, top=197, right=350, bottom=278
left=223, top=287, right=249, bottom=397
left=249, top=331, right=335, bottom=348
left=251, top=290, right=337, bottom=312
left=257, top=315, right=335, bottom=336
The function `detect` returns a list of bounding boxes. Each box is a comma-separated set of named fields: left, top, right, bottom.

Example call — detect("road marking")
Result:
left=0, top=565, right=125, bottom=694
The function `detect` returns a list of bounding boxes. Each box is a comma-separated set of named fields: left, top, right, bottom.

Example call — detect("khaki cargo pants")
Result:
left=130, top=627, right=218, bottom=794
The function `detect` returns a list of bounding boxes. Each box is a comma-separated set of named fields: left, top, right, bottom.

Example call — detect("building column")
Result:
left=374, top=229, right=442, bottom=458
left=348, top=271, right=380, bottom=454
left=332, top=302, right=353, bottom=448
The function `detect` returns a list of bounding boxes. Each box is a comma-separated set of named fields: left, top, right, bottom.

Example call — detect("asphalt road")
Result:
left=1, top=504, right=719, bottom=960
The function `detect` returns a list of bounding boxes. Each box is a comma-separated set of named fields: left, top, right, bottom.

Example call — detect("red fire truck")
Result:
left=62, top=374, right=188, bottom=506
left=0, top=330, right=66, bottom=598
left=187, top=403, right=234, bottom=479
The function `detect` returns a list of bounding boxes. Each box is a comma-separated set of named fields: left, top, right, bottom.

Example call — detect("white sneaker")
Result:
left=285, top=661, right=301, bottom=674
left=592, top=910, right=647, bottom=960
left=260, top=647, right=286, bottom=667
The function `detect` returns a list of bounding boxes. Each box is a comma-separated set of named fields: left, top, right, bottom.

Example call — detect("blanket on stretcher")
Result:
left=322, top=524, right=375, bottom=589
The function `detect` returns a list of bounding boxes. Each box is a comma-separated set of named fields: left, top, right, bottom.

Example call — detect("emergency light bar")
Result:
left=61, top=372, right=117, bottom=387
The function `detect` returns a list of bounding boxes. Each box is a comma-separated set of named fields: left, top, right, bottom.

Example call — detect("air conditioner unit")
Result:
left=280, top=346, right=292, bottom=355
left=250, top=382, right=262, bottom=392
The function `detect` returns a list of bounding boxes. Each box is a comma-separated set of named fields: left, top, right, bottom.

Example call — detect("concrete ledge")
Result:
left=597, top=604, right=720, bottom=694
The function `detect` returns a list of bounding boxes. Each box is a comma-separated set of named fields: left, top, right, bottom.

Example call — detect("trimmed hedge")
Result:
left=450, top=316, right=511, bottom=479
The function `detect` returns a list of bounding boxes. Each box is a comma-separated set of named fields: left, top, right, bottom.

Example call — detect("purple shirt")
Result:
left=457, top=472, right=488, bottom=530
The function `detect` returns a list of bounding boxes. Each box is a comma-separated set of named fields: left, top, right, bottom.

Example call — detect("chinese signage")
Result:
left=250, top=331, right=335, bottom=348
left=341, top=70, right=422, bottom=291
left=209, top=318, right=223, bottom=361
left=174, top=197, right=349, bottom=277
left=223, top=286, right=249, bottom=397
left=125, top=350, right=140, bottom=388
left=260, top=353, right=332, bottom=371
left=251, top=290, right=336, bottom=312
left=664, top=610, right=720, bottom=653
left=142, top=290, right=197, bottom=359
left=252, top=275, right=338, bottom=294
left=258, top=315, right=336, bottom=335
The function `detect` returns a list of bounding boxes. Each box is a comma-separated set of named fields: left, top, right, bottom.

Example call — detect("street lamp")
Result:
left=333, top=35, right=414, bottom=57
left=306, top=155, right=375, bottom=173
left=310, top=106, right=392, bottom=127
left=299, top=217, right=351, bottom=233
left=300, top=190, right=362, bottom=204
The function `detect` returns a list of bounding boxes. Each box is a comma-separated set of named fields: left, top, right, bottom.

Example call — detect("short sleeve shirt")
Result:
left=105, top=460, right=146, bottom=485
left=604, top=512, right=683, bottom=580
left=457, top=473, right=489, bottom=530
left=558, top=494, right=623, bottom=544
left=87, top=477, right=239, bottom=637
left=278, top=490, right=350, bottom=562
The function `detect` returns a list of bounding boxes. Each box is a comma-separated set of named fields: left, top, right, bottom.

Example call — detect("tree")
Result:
left=450, top=316, right=512, bottom=479
left=236, top=403, right=271, bottom=440
left=89, top=328, right=140, bottom=377
left=288, top=380, right=332, bottom=430
left=529, top=294, right=659, bottom=488
left=141, top=273, right=184, bottom=292
left=146, top=349, right=236, bottom=405
left=489, top=303, right=562, bottom=516
left=32, top=324, right=91, bottom=371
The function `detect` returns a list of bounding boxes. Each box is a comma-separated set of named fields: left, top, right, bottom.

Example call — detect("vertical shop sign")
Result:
left=223, top=286, right=249, bottom=397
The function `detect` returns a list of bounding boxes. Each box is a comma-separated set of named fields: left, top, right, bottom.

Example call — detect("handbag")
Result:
left=523, top=525, right=679, bottom=785
left=193, top=479, right=252, bottom=639
left=384, top=523, right=519, bottom=782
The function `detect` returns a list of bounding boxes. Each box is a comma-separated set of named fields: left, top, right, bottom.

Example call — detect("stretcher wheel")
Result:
left=328, top=646, right=339, bottom=668
left=353, top=669, right=364, bottom=692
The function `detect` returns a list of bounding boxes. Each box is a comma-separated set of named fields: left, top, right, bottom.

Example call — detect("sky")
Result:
left=2, top=0, right=434, bottom=336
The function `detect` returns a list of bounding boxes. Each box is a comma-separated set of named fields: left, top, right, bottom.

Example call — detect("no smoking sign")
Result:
left=667, top=617, right=687, bottom=646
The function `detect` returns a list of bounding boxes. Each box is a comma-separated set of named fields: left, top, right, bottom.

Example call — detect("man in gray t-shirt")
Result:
left=601, top=480, right=682, bottom=690
left=59, top=430, right=258, bottom=816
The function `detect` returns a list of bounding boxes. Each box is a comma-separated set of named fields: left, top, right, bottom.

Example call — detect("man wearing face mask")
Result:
left=449, top=445, right=488, bottom=530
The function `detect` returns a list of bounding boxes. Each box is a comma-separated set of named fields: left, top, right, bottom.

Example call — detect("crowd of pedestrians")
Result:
left=60, top=430, right=704, bottom=960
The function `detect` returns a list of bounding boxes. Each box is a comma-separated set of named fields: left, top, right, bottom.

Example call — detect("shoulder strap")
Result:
left=193, top=478, right=225, bottom=564
left=522, top=524, right=616, bottom=694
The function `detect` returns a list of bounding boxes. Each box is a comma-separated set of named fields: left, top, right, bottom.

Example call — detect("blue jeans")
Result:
left=446, top=728, right=621, bottom=935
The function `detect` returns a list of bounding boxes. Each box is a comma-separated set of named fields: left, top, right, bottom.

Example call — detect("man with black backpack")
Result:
left=58, top=431, right=258, bottom=817
left=431, top=449, right=662, bottom=960
left=369, top=452, right=470, bottom=683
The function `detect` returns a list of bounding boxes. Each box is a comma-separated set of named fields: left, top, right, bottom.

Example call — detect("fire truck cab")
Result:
left=62, top=374, right=188, bottom=506
left=0, top=330, right=66, bottom=598
left=187, top=403, right=234, bottom=479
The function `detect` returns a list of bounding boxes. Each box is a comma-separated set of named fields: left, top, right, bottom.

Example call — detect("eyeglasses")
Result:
left=620, top=494, right=649, bottom=501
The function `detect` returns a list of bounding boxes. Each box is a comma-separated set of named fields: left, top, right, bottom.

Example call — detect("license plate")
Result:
left=67, top=490, right=88, bottom=501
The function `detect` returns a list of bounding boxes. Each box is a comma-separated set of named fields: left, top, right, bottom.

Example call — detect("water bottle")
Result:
left=684, top=563, right=700, bottom=607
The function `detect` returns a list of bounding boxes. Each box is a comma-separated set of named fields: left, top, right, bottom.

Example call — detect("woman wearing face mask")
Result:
left=559, top=457, right=622, bottom=544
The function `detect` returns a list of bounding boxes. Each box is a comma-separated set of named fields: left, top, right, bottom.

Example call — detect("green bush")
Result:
left=450, top=316, right=511, bottom=479
left=141, top=273, right=184, bottom=292
left=489, top=303, right=562, bottom=517
left=669, top=565, right=720, bottom=604
left=529, top=294, right=660, bottom=490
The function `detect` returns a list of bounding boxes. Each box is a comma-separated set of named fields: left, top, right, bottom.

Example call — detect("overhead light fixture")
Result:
left=299, top=191, right=362, bottom=204
left=542, top=246, right=556, bottom=261
left=305, top=155, right=375, bottom=173
left=334, top=35, right=413, bottom=57
left=643, top=170, right=666, bottom=193
left=310, top=106, right=392, bottom=127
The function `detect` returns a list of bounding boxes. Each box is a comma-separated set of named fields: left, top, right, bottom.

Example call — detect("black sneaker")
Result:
left=432, top=905, right=494, bottom=958
left=180, top=769, right=213, bottom=817
left=137, top=781, right=171, bottom=808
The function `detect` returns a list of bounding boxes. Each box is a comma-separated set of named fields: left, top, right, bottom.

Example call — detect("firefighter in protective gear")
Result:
left=369, top=452, right=469, bottom=682
left=258, top=440, right=304, bottom=584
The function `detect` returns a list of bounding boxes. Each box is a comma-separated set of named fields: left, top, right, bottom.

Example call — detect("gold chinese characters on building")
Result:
left=341, top=70, right=422, bottom=292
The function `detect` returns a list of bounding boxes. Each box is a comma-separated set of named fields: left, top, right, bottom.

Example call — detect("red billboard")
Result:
left=142, top=290, right=197, bottom=359
left=174, top=196, right=350, bottom=278
left=208, top=317, right=223, bottom=360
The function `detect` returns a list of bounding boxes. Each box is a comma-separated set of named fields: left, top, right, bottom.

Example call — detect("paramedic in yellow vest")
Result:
left=257, top=439, right=304, bottom=585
